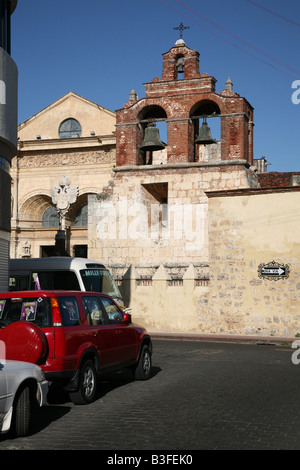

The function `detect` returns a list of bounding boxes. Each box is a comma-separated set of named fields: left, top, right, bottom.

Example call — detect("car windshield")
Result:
left=80, top=269, right=122, bottom=300
left=0, top=297, right=52, bottom=327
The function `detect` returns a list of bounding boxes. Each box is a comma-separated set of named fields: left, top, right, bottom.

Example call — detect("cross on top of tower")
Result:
left=173, top=22, right=190, bottom=39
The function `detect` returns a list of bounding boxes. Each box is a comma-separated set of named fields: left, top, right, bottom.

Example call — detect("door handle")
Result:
left=92, top=332, right=98, bottom=337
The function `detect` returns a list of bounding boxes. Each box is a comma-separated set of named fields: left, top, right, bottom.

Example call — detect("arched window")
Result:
left=42, top=206, right=60, bottom=228
left=59, top=118, right=81, bottom=139
left=74, top=205, right=88, bottom=227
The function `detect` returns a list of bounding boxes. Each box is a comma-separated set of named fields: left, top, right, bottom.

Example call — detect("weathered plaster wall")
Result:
left=203, top=189, right=300, bottom=337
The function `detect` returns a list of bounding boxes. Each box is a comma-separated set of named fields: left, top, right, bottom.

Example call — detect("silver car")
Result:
left=0, top=359, right=49, bottom=437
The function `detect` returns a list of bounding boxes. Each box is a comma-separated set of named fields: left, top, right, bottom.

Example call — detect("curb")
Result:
left=149, top=331, right=296, bottom=346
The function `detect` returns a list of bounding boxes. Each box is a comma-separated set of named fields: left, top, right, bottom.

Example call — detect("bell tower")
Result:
left=89, top=37, right=261, bottom=337
left=116, top=39, right=254, bottom=167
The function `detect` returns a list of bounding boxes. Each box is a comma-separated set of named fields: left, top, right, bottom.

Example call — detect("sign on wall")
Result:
left=258, top=260, right=290, bottom=281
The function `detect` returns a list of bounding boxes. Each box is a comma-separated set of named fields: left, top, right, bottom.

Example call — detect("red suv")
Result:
left=0, top=291, right=152, bottom=405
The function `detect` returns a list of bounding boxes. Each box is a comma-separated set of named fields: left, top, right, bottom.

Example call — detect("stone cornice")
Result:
left=18, top=135, right=116, bottom=152
left=206, top=186, right=300, bottom=197
left=113, top=159, right=251, bottom=173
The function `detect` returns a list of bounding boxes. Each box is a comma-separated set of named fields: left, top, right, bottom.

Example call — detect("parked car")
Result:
left=0, top=291, right=152, bottom=405
left=0, top=359, right=48, bottom=437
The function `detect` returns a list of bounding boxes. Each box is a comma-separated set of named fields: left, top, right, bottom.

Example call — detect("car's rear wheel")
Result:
left=69, top=360, right=97, bottom=405
left=13, top=385, right=31, bottom=437
left=134, top=345, right=152, bottom=380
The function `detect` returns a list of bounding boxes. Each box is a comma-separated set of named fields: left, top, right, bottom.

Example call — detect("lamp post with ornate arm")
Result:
left=51, top=176, right=78, bottom=256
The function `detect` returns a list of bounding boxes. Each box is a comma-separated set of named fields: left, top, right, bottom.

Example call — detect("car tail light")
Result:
left=123, top=312, right=132, bottom=323
left=51, top=297, right=62, bottom=326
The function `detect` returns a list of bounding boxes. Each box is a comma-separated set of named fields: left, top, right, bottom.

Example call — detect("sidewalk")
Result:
left=150, top=331, right=296, bottom=345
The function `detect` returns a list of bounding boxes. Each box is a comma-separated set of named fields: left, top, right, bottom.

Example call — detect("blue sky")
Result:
left=11, top=0, right=300, bottom=172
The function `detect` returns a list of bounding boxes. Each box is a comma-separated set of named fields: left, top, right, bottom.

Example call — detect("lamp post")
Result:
left=51, top=176, right=78, bottom=256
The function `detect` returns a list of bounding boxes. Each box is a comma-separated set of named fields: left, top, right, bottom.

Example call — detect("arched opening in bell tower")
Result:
left=175, top=54, right=185, bottom=79
left=190, top=100, right=221, bottom=162
left=137, top=105, right=167, bottom=165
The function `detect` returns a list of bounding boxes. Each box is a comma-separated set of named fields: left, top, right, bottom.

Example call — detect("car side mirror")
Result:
left=123, top=312, right=132, bottom=323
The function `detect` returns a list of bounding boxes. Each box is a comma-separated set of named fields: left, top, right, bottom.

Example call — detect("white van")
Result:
left=9, top=257, right=124, bottom=307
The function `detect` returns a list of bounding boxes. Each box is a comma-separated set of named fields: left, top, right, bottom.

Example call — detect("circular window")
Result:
left=59, top=118, right=82, bottom=139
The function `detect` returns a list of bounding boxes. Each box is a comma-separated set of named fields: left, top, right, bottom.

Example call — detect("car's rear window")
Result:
left=0, top=297, right=52, bottom=327
left=0, top=296, right=82, bottom=328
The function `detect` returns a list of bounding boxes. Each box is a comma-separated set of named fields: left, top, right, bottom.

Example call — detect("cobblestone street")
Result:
left=1, top=339, right=300, bottom=452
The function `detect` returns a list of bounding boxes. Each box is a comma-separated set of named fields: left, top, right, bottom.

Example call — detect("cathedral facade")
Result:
left=11, top=91, right=116, bottom=259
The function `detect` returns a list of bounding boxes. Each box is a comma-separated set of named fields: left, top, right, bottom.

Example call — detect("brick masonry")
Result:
left=116, top=42, right=254, bottom=167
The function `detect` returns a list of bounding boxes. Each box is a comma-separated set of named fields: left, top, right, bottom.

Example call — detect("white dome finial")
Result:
left=175, top=38, right=185, bottom=46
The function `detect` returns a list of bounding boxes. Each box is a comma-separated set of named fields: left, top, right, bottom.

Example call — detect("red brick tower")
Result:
left=116, top=40, right=254, bottom=167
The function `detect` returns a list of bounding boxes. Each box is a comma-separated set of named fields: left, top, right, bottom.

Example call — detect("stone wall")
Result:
left=117, top=264, right=209, bottom=334
left=89, top=184, right=300, bottom=338
left=203, top=188, right=300, bottom=338
left=88, top=162, right=257, bottom=269
left=88, top=162, right=261, bottom=334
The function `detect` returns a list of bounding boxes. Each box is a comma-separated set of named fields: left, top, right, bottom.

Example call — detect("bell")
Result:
left=177, top=63, right=184, bottom=73
left=176, top=57, right=185, bottom=74
left=195, top=120, right=217, bottom=145
left=140, top=123, right=165, bottom=152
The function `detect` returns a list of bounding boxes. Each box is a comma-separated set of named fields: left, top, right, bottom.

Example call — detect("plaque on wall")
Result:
left=258, top=260, right=290, bottom=281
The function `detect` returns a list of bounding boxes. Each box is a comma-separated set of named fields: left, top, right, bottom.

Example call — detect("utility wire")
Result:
left=174, top=0, right=300, bottom=77
left=245, top=0, right=300, bottom=28
left=158, top=0, right=299, bottom=79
